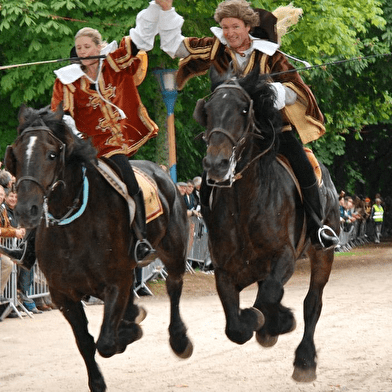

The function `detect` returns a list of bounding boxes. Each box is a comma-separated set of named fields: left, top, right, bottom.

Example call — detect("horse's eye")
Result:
left=242, top=109, right=248, bottom=115
left=48, top=152, right=57, bottom=160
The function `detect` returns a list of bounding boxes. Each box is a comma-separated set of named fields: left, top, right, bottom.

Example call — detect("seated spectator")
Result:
left=3, top=187, right=42, bottom=314
left=0, top=185, right=15, bottom=299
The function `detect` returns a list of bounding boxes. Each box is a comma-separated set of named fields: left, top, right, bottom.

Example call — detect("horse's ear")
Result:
left=209, top=65, right=233, bottom=92
left=17, top=104, right=31, bottom=133
left=55, top=103, right=77, bottom=157
left=53, top=102, right=64, bottom=121
left=4, top=145, right=16, bottom=176
left=193, top=99, right=207, bottom=127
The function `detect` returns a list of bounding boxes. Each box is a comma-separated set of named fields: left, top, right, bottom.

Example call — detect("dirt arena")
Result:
left=1, top=241, right=392, bottom=392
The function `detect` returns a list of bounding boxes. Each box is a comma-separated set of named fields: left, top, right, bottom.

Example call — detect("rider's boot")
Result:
left=302, top=182, right=339, bottom=250
left=1, top=230, right=37, bottom=270
left=132, top=189, right=157, bottom=267
left=278, top=131, right=339, bottom=250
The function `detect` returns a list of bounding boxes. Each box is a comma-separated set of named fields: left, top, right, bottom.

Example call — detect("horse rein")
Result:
left=13, top=125, right=87, bottom=226
left=205, top=80, right=276, bottom=187
left=14, top=126, right=66, bottom=195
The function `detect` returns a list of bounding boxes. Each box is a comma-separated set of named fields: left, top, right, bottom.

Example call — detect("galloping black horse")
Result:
left=4, top=105, right=193, bottom=392
left=193, top=69, right=340, bottom=382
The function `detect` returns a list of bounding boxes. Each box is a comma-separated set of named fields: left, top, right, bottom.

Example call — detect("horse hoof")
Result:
left=250, top=307, right=265, bottom=330
left=292, top=366, right=317, bottom=383
left=176, top=340, right=194, bottom=359
left=256, top=331, right=278, bottom=347
left=135, top=306, right=147, bottom=324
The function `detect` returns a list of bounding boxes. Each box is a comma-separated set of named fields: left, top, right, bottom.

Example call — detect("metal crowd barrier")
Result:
left=0, top=237, right=50, bottom=320
left=335, top=219, right=370, bottom=252
left=187, top=216, right=210, bottom=269
left=133, top=258, right=167, bottom=297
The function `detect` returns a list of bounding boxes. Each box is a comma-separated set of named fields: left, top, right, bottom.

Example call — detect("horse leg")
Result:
left=215, top=268, right=264, bottom=344
left=117, top=289, right=146, bottom=348
left=165, top=270, right=194, bottom=358
left=96, top=285, right=142, bottom=358
left=292, top=248, right=334, bottom=382
left=253, top=276, right=296, bottom=347
left=51, top=291, right=107, bottom=392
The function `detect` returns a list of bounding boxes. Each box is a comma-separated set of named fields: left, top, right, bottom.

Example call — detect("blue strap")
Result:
left=47, top=167, right=89, bottom=226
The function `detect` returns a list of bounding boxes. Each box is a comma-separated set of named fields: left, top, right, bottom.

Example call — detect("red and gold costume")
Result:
left=51, top=36, right=158, bottom=158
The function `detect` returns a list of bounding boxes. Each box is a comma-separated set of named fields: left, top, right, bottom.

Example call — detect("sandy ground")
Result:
left=1, top=243, right=392, bottom=392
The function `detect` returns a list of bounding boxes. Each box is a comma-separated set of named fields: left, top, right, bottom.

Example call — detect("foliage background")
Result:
left=0, top=0, right=391, bottom=200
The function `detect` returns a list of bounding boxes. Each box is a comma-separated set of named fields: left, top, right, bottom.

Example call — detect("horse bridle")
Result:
left=12, top=125, right=89, bottom=227
left=14, top=125, right=66, bottom=196
left=204, top=80, right=276, bottom=187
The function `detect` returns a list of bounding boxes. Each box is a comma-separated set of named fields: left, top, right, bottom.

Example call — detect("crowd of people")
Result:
left=338, top=190, right=386, bottom=247
left=0, top=167, right=55, bottom=320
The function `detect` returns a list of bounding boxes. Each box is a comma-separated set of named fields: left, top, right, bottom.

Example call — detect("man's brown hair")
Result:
left=214, top=0, right=260, bottom=28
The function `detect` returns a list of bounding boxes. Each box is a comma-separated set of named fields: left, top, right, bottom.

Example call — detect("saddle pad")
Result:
left=96, top=160, right=163, bottom=224
left=133, top=167, right=164, bottom=223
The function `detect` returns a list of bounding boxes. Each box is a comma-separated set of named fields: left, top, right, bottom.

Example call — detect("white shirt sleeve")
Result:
left=129, top=1, right=161, bottom=51
left=158, top=6, right=185, bottom=58
left=270, top=82, right=297, bottom=110
left=270, top=82, right=286, bottom=110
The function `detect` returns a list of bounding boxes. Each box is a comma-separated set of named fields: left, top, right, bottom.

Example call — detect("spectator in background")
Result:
left=0, top=185, right=16, bottom=297
left=0, top=170, right=14, bottom=190
left=185, top=181, right=201, bottom=218
left=364, top=197, right=372, bottom=220
left=339, top=195, right=350, bottom=229
left=176, top=182, right=187, bottom=196
left=346, top=196, right=360, bottom=221
left=371, top=197, right=384, bottom=244
left=192, top=176, right=202, bottom=211
left=0, top=186, right=27, bottom=318
left=3, top=188, right=42, bottom=314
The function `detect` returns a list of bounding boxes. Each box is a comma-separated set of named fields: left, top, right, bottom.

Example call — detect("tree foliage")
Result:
left=0, top=0, right=391, bottom=196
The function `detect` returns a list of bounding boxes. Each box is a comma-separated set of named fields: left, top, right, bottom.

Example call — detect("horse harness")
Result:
left=203, top=80, right=276, bottom=188
left=10, top=125, right=87, bottom=227
left=203, top=81, right=308, bottom=256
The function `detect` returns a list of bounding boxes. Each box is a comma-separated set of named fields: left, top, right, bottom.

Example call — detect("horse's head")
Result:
left=194, top=66, right=281, bottom=184
left=5, top=104, right=86, bottom=228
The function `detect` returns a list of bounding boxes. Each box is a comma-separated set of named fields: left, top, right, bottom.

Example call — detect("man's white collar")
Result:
left=53, top=41, right=118, bottom=84
left=210, top=26, right=279, bottom=56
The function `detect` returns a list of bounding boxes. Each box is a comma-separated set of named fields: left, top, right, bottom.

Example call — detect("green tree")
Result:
left=0, top=0, right=391, bottom=191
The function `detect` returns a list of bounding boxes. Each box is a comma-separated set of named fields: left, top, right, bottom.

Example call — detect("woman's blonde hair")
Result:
left=75, top=27, right=103, bottom=46
left=214, top=0, right=260, bottom=28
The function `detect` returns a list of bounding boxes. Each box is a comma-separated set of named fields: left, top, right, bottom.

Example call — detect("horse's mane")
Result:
left=236, top=72, right=283, bottom=162
left=240, top=73, right=282, bottom=140
left=17, top=105, right=98, bottom=166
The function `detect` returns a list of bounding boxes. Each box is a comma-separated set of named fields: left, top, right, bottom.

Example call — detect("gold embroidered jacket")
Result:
left=177, top=37, right=325, bottom=144
left=51, top=37, right=158, bottom=158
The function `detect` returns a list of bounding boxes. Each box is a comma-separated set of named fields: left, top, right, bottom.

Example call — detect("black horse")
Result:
left=4, top=105, right=193, bottom=392
left=193, top=69, right=340, bottom=382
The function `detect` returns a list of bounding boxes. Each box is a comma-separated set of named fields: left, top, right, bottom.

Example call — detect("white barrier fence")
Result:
left=0, top=237, right=51, bottom=320
left=187, top=216, right=210, bottom=269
